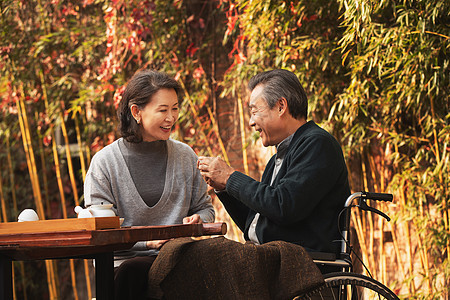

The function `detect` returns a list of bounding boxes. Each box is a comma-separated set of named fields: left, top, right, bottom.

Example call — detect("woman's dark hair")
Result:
left=248, top=69, right=308, bottom=120
left=118, top=70, right=182, bottom=143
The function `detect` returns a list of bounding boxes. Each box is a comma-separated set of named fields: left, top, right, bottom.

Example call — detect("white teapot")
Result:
left=75, top=202, right=116, bottom=218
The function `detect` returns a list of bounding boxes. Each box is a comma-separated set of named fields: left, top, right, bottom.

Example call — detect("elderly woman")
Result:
left=84, top=69, right=215, bottom=299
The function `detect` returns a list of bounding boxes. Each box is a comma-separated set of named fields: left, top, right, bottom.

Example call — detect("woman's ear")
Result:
left=130, top=104, right=141, bottom=123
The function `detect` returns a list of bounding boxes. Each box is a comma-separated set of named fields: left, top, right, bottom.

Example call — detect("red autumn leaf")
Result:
left=43, top=135, right=52, bottom=147
left=186, top=42, right=199, bottom=57
left=113, top=85, right=126, bottom=109
left=234, top=51, right=247, bottom=64
left=193, top=66, right=205, bottom=82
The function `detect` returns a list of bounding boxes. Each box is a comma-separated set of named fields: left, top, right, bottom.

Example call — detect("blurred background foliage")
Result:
left=0, top=0, right=448, bottom=299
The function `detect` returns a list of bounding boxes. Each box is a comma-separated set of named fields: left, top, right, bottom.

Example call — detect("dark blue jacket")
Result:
left=218, top=121, right=350, bottom=253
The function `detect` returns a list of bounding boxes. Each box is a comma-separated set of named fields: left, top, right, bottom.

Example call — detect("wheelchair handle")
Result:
left=344, top=192, right=393, bottom=207
left=343, top=192, right=393, bottom=222
left=361, top=192, right=393, bottom=202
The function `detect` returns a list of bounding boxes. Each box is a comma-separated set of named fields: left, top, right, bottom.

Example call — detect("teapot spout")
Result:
left=74, top=206, right=83, bottom=214
left=75, top=206, right=94, bottom=218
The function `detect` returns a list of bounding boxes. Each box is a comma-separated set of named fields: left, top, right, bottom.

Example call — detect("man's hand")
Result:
left=183, top=214, right=203, bottom=224
left=197, top=156, right=235, bottom=191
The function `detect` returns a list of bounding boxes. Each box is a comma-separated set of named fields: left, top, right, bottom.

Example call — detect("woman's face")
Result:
left=132, top=88, right=179, bottom=142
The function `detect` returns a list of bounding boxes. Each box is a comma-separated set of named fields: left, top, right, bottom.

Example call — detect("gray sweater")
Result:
left=84, top=138, right=215, bottom=265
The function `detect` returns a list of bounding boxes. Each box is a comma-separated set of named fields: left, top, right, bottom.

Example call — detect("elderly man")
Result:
left=198, top=69, right=350, bottom=255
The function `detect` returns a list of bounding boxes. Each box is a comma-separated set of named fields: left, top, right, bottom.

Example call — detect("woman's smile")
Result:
left=134, top=88, right=179, bottom=142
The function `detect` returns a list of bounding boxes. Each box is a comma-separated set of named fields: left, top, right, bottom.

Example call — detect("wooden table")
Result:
left=0, top=222, right=227, bottom=300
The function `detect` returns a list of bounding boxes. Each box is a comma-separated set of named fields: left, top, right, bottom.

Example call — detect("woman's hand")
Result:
left=183, top=214, right=203, bottom=224
left=146, top=215, right=203, bottom=249
left=146, top=239, right=169, bottom=250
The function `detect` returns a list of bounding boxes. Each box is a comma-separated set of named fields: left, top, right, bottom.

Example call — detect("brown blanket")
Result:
left=148, top=236, right=324, bottom=299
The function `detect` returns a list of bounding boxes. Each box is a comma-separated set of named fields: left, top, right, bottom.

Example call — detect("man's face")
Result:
left=248, top=85, right=283, bottom=147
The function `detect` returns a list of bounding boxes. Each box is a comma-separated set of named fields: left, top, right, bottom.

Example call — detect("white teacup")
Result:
left=18, top=209, right=39, bottom=222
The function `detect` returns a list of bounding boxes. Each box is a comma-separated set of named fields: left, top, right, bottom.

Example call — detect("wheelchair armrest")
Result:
left=307, top=251, right=337, bottom=261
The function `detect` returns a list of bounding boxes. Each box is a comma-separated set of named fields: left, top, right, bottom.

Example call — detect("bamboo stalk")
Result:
left=51, top=127, right=68, bottom=220
left=73, top=114, right=93, bottom=300
left=390, top=223, right=406, bottom=283
left=15, top=85, right=57, bottom=299
left=22, top=108, right=58, bottom=300
left=206, top=106, right=230, bottom=164
left=237, top=97, right=249, bottom=175
left=399, top=183, right=416, bottom=294
left=378, top=209, right=385, bottom=282
left=0, top=173, right=10, bottom=300
left=429, top=96, right=449, bottom=264
left=416, top=190, right=432, bottom=293
left=11, top=264, right=16, bottom=300
left=0, top=165, right=8, bottom=223
left=51, top=127, right=79, bottom=300
left=82, top=103, right=92, bottom=166
left=427, top=96, right=445, bottom=293
left=379, top=156, right=387, bottom=284
left=416, top=228, right=430, bottom=293
left=352, top=209, right=371, bottom=275
left=388, top=182, right=406, bottom=295
left=69, top=266, right=79, bottom=300
left=74, top=114, right=87, bottom=181
left=37, top=73, right=63, bottom=299
left=390, top=143, right=407, bottom=292
left=0, top=163, right=28, bottom=300
left=177, top=78, right=214, bottom=156
left=45, top=261, right=58, bottom=300
left=18, top=96, right=45, bottom=217
left=6, top=136, right=18, bottom=214
left=16, top=97, right=42, bottom=216
left=0, top=170, right=29, bottom=300
left=18, top=263, right=27, bottom=300
left=82, top=254, right=93, bottom=299
left=360, top=148, right=376, bottom=277
left=58, top=106, right=80, bottom=207
left=41, top=70, right=83, bottom=300
left=368, top=154, right=386, bottom=284
left=35, top=111, right=51, bottom=217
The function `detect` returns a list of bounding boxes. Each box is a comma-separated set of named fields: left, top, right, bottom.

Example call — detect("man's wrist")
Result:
left=216, top=170, right=234, bottom=193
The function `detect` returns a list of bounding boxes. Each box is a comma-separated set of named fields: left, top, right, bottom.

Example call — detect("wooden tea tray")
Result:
left=0, top=217, right=120, bottom=235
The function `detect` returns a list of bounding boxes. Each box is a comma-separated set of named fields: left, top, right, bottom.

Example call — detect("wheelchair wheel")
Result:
left=296, top=272, right=399, bottom=300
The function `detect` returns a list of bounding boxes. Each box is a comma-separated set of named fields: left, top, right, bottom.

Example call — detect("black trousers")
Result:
left=114, top=255, right=157, bottom=300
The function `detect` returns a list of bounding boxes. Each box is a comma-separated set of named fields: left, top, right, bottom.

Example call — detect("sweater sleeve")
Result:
left=188, top=161, right=215, bottom=223
left=216, top=191, right=249, bottom=232
left=84, top=154, right=117, bottom=210
left=226, top=133, right=346, bottom=226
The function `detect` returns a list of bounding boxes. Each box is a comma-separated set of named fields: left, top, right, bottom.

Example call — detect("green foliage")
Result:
left=221, top=0, right=449, bottom=297
left=338, top=0, right=449, bottom=297
left=0, top=0, right=448, bottom=298
left=0, top=1, right=228, bottom=297
left=222, top=0, right=347, bottom=122
left=335, top=0, right=449, bottom=286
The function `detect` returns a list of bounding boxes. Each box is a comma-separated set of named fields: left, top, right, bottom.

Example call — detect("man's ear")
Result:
left=277, top=98, right=288, bottom=116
